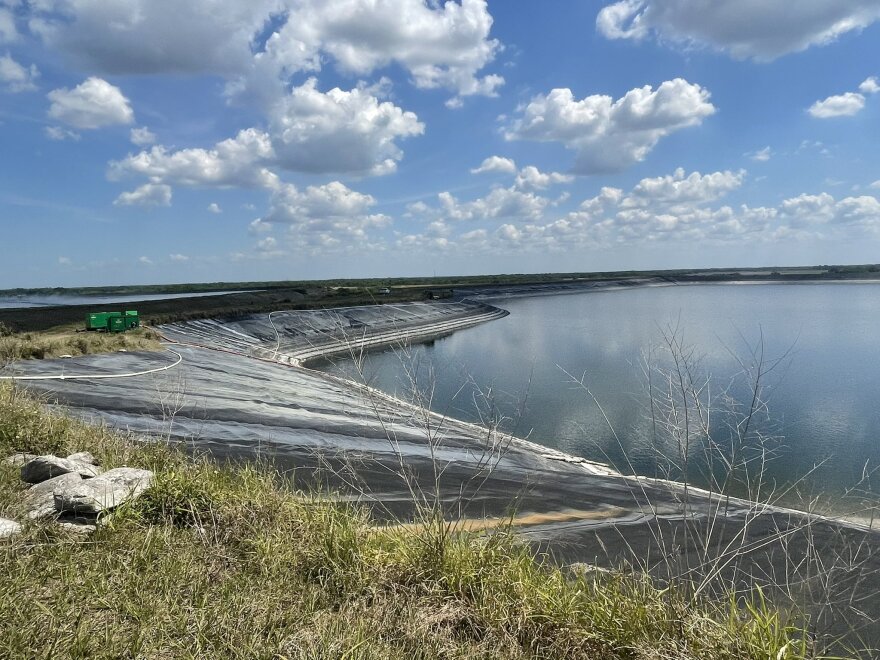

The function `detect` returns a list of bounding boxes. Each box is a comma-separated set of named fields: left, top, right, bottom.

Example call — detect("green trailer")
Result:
left=85, top=310, right=139, bottom=333
left=124, top=310, right=140, bottom=329
left=86, top=311, right=122, bottom=331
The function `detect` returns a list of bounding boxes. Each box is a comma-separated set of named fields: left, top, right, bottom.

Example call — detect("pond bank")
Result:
left=4, top=299, right=880, bottom=647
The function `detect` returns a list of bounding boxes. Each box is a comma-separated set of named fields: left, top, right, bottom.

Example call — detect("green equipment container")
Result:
left=124, top=310, right=140, bottom=329
left=86, top=313, right=106, bottom=330
left=109, top=316, right=126, bottom=333
left=86, top=311, right=122, bottom=331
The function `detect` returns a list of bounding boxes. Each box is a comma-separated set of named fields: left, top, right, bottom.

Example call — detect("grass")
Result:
left=0, top=381, right=813, bottom=659
left=0, top=325, right=162, bottom=362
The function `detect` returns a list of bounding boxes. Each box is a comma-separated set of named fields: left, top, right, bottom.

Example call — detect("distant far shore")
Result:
left=2, top=264, right=880, bottom=333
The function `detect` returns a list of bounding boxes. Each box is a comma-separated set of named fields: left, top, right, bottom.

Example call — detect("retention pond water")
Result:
left=314, top=282, right=880, bottom=506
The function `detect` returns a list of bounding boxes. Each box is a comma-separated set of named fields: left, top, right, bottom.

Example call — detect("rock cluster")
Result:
left=1, top=452, right=153, bottom=538
left=20, top=454, right=102, bottom=483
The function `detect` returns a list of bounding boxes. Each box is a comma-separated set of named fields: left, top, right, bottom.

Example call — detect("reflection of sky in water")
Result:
left=316, top=284, right=880, bottom=500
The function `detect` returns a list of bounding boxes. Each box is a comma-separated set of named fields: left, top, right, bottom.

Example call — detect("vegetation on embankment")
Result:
left=3, top=262, right=880, bottom=300
left=0, top=323, right=162, bottom=362
left=0, top=382, right=811, bottom=659
left=4, top=262, right=880, bottom=333
left=0, top=285, right=416, bottom=333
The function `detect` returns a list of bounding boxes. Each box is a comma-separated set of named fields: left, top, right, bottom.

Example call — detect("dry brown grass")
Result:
left=0, top=326, right=162, bottom=363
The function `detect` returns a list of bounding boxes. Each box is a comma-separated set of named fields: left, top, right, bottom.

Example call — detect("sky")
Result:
left=1, top=0, right=880, bottom=287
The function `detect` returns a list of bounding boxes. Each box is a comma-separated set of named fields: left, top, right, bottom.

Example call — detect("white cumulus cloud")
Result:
left=33, top=0, right=277, bottom=75
left=169, top=253, right=189, bottom=262
left=436, top=187, right=550, bottom=223
left=624, top=168, right=745, bottom=207
left=514, top=166, right=574, bottom=191
left=130, top=126, right=156, bottom=146
left=257, top=180, right=390, bottom=249
left=596, top=0, right=880, bottom=61
left=261, top=181, right=376, bottom=223
left=809, top=91, right=866, bottom=118
left=860, top=76, right=880, bottom=94
left=0, top=53, right=38, bottom=92
left=268, top=78, right=424, bottom=176
left=505, top=79, right=715, bottom=174
left=113, top=183, right=172, bottom=207
left=471, top=156, right=517, bottom=175
left=110, top=128, right=278, bottom=189
left=112, top=79, right=423, bottom=191
left=30, top=0, right=502, bottom=102
left=490, top=187, right=879, bottom=252
left=242, top=0, right=502, bottom=103
left=47, top=77, right=134, bottom=129
left=471, top=158, right=573, bottom=190
left=396, top=165, right=880, bottom=255
left=207, top=202, right=222, bottom=214
left=780, top=192, right=880, bottom=227
left=808, top=76, right=879, bottom=118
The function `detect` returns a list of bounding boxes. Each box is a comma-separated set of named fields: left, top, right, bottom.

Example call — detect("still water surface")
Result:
left=315, top=283, right=880, bottom=503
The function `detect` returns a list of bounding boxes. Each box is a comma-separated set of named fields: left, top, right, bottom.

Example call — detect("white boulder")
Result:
left=54, top=467, right=153, bottom=515
left=20, top=455, right=102, bottom=483
left=21, top=472, right=84, bottom=520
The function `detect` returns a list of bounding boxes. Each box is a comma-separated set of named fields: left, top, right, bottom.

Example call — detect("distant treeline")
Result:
left=4, top=263, right=880, bottom=298
left=3, top=265, right=880, bottom=333
left=0, top=286, right=429, bottom=333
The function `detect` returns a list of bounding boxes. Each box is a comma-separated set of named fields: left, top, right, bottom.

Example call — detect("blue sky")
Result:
left=1, top=0, right=880, bottom=287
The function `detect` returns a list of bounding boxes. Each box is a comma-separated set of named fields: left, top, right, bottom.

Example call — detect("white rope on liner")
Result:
left=268, top=309, right=283, bottom=361
left=0, top=348, right=183, bottom=381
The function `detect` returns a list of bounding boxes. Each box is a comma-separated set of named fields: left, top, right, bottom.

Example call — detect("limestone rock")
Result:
left=54, top=467, right=153, bottom=515
left=100, top=467, right=153, bottom=491
left=66, top=452, right=98, bottom=466
left=21, top=472, right=84, bottom=520
left=3, top=453, right=38, bottom=468
left=0, top=518, right=22, bottom=539
left=20, top=455, right=102, bottom=484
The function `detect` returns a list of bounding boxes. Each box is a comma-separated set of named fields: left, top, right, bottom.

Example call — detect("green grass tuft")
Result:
left=0, top=381, right=812, bottom=659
